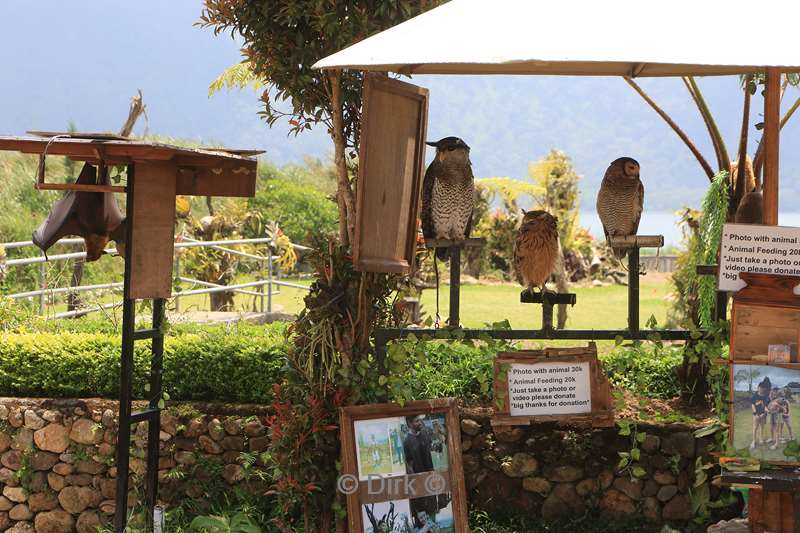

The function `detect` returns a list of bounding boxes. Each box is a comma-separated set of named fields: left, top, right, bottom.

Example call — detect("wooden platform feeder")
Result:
left=0, top=133, right=261, bottom=532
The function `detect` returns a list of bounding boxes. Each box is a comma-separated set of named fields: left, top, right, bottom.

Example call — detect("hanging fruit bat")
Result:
left=32, top=164, right=127, bottom=262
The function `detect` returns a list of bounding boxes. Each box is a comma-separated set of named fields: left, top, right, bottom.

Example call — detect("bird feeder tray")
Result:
left=0, top=135, right=261, bottom=299
left=353, top=74, right=429, bottom=274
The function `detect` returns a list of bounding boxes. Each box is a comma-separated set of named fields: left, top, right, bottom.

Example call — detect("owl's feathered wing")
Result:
left=514, top=216, right=559, bottom=290
left=632, top=178, right=644, bottom=235
left=597, top=173, right=644, bottom=260
left=420, top=160, right=439, bottom=241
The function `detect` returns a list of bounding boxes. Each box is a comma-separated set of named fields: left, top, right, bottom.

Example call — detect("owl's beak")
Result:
left=425, top=141, right=438, bottom=147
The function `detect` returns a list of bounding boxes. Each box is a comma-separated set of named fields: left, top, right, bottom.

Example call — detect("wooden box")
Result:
left=731, top=273, right=800, bottom=363
left=492, top=344, right=614, bottom=427
left=354, top=74, right=429, bottom=274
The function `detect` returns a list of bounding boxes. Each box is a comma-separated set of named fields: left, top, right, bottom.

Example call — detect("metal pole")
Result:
left=174, top=254, right=181, bottom=313
left=145, top=298, right=165, bottom=532
left=448, top=246, right=460, bottom=327
left=542, top=294, right=554, bottom=331
left=38, top=261, right=45, bottom=315
left=114, top=297, right=135, bottom=533
left=114, top=164, right=135, bottom=533
left=627, top=247, right=640, bottom=333
left=267, top=253, right=273, bottom=314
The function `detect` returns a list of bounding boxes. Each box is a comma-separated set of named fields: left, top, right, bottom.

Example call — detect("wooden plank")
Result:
left=127, top=161, right=177, bottom=299
left=27, top=130, right=129, bottom=140
left=354, top=74, right=428, bottom=274
left=175, top=162, right=257, bottom=198
left=608, top=235, right=665, bottom=249
left=763, top=67, right=781, bottom=226
left=35, top=183, right=126, bottom=193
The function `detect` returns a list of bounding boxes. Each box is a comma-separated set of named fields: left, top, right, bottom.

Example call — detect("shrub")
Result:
left=0, top=322, right=290, bottom=403
left=247, top=179, right=338, bottom=244
left=601, top=342, right=683, bottom=399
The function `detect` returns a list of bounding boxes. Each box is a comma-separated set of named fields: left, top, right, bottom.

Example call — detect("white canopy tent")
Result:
left=313, top=0, right=800, bottom=223
left=312, top=0, right=800, bottom=77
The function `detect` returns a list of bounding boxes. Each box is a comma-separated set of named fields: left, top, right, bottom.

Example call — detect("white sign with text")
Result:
left=718, top=223, right=800, bottom=292
left=507, top=361, right=591, bottom=416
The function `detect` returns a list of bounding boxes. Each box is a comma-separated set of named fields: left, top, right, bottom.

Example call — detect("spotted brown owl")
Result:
left=596, top=157, right=644, bottom=259
left=514, top=210, right=560, bottom=294
left=421, top=137, right=474, bottom=261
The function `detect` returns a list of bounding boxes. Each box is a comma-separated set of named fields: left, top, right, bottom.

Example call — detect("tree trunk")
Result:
left=66, top=259, right=84, bottom=312
left=555, top=249, right=569, bottom=329
left=327, top=70, right=356, bottom=246
left=209, top=291, right=234, bottom=312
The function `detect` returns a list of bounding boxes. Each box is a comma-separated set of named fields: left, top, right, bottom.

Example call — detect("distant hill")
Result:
left=2, top=1, right=800, bottom=211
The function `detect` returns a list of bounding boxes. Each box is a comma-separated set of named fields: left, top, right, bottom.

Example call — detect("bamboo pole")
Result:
left=763, top=68, right=781, bottom=225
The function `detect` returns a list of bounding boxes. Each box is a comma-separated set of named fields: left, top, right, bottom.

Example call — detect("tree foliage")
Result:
left=200, top=1, right=438, bottom=148
left=529, top=149, right=582, bottom=249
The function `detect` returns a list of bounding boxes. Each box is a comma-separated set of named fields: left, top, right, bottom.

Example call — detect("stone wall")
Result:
left=460, top=407, right=737, bottom=526
left=0, top=398, right=737, bottom=532
left=0, top=398, right=271, bottom=533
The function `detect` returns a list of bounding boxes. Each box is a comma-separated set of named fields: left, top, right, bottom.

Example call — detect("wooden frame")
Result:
left=728, top=272, right=800, bottom=466
left=492, top=344, right=614, bottom=427
left=354, top=74, right=429, bottom=274
left=728, top=362, right=800, bottom=467
left=340, top=398, right=468, bottom=533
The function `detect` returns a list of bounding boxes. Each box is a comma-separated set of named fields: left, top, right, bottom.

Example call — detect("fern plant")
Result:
left=695, top=171, right=730, bottom=327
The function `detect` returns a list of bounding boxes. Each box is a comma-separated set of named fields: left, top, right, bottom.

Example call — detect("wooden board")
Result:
left=354, top=74, right=428, bottom=273
left=492, top=344, right=614, bottom=427
left=340, top=398, right=468, bottom=533
left=731, top=274, right=800, bottom=362
left=127, top=161, right=177, bottom=300
left=0, top=136, right=258, bottom=198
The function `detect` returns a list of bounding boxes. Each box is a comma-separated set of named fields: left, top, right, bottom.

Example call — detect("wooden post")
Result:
left=763, top=67, right=781, bottom=225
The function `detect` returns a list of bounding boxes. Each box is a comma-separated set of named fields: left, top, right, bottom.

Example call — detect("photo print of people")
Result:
left=355, top=413, right=453, bottom=533
left=732, top=364, right=800, bottom=462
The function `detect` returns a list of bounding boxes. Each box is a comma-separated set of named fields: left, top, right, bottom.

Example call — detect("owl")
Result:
left=421, top=137, right=474, bottom=261
left=596, top=157, right=644, bottom=259
left=514, top=210, right=560, bottom=294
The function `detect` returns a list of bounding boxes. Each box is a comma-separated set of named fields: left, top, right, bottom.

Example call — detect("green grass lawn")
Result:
left=417, top=273, right=672, bottom=330
left=40, top=272, right=673, bottom=336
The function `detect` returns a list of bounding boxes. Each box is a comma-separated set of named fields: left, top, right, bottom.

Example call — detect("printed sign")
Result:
left=507, top=361, right=591, bottom=416
left=718, top=223, right=800, bottom=292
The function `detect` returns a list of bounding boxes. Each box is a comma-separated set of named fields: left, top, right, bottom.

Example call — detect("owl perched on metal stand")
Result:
left=514, top=210, right=560, bottom=294
left=596, top=157, right=644, bottom=259
left=421, top=137, right=474, bottom=261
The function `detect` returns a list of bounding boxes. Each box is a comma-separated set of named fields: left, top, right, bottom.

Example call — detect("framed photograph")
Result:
left=340, top=398, right=467, bottom=533
left=730, top=363, right=800, bottom=465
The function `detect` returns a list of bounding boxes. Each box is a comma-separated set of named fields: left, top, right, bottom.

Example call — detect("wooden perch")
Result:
left=608, top=235, right=664, bottom=249
left=424, top=237, right=485, bottom=249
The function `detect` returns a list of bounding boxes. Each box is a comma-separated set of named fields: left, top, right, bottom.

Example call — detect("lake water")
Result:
left=579, top=211, right=800, bottom=248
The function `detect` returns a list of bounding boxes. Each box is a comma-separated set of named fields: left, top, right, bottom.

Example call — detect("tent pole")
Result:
left=763, top=67, right=781, bottom=225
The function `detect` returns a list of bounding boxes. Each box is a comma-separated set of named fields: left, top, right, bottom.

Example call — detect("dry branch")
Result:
left=623, top=77, right=715, bottom=180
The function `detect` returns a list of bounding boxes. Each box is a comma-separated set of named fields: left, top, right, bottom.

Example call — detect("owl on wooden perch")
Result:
left=514, top=210, right=560, bottom=294
left=596, top=157, right=644, bottom=259
left=420, top=136, right=474, bottom=261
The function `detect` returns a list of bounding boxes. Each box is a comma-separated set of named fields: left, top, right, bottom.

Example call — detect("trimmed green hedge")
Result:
left=0, top=323, right=290, bottom=403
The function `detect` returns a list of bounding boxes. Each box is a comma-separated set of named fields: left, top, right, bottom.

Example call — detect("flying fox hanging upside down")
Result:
left=32, top=164, right=127, bottom=261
